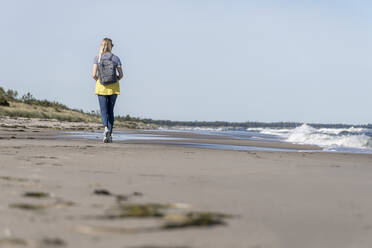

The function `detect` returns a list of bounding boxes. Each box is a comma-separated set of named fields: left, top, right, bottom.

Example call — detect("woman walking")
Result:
left=92, top=38, right=123, bottom=143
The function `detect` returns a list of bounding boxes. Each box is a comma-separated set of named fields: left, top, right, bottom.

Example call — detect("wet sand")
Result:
left=1, top=118, right=372, bottom=248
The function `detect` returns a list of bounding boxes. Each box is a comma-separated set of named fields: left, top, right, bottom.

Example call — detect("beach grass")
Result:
left=0, top=87, right=155, bottom=129
left=0, top=101, right=99, bottom=123
left=0, top=100, right=152, bottom=129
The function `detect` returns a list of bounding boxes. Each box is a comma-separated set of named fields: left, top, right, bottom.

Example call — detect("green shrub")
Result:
left=21, top=92, right=36, bottom=104
left=20, top=92, right=69, bottom=110
left=0, top=95, right=9, bottom=106
left=6, top=89, right=18, bottom=100
left=0, top=87, right=5, bottom=96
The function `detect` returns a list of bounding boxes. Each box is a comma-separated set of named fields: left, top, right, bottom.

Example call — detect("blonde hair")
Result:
left=98, top=38, right=113, bottom=62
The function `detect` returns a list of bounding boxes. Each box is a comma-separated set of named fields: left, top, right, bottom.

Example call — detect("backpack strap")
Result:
left=108, top=53, right=114, bottom=61
left=98, top=53, right=114, bottom=63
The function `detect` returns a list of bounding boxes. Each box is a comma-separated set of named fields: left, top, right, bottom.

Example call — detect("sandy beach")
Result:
left=1, top=118, right=372, bottom=248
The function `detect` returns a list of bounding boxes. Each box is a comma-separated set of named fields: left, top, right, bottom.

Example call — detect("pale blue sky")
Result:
left=0, top=0, right=371, bottom=124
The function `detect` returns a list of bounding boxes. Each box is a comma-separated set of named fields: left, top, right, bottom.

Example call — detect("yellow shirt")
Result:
left=95, top=79, right=120, bottom=95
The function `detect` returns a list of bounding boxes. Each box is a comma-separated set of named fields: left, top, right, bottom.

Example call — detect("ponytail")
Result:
left=98, top=38, right=113, bottom=62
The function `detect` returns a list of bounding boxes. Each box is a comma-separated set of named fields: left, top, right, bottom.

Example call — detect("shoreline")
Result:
left=2, top=116, right=371, bottom=155
left=0, top=116, right=322, bottom=152
left=60, top=129, right=321, bottom=152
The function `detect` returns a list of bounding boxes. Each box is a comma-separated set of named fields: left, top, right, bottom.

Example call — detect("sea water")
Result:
left=63, top=124, right=372, bottom=154
left=62, top=131, right=303, bottom=153
left=156, top=124, right=372, bottom=154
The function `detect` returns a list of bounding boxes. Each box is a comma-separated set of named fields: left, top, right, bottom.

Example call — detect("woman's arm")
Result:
left=117, top=66, right=123, bottom=81
left=92, top=64, right=98, bottom=81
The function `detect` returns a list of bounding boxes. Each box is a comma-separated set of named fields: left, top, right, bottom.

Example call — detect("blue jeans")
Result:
left=98, top=94, right=117, bottom=133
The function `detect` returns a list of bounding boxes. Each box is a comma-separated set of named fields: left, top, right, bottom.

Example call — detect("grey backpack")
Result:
left=98, top=54, right=118, bottom=85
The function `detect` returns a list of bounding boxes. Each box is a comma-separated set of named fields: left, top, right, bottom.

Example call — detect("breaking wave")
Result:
left=249, top=124, right=372, bottom=150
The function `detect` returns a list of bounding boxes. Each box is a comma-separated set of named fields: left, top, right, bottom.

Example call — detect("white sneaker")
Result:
left=103, top=130, right=111, bottom=143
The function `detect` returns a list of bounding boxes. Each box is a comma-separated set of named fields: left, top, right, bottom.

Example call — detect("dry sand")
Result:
left=1, top=117, right=372, bottom=248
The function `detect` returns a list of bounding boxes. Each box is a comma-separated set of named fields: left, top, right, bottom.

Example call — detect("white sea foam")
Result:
left=257, top=124, right=372, bottom=150
left=160, top=124, right=372, bottom=153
